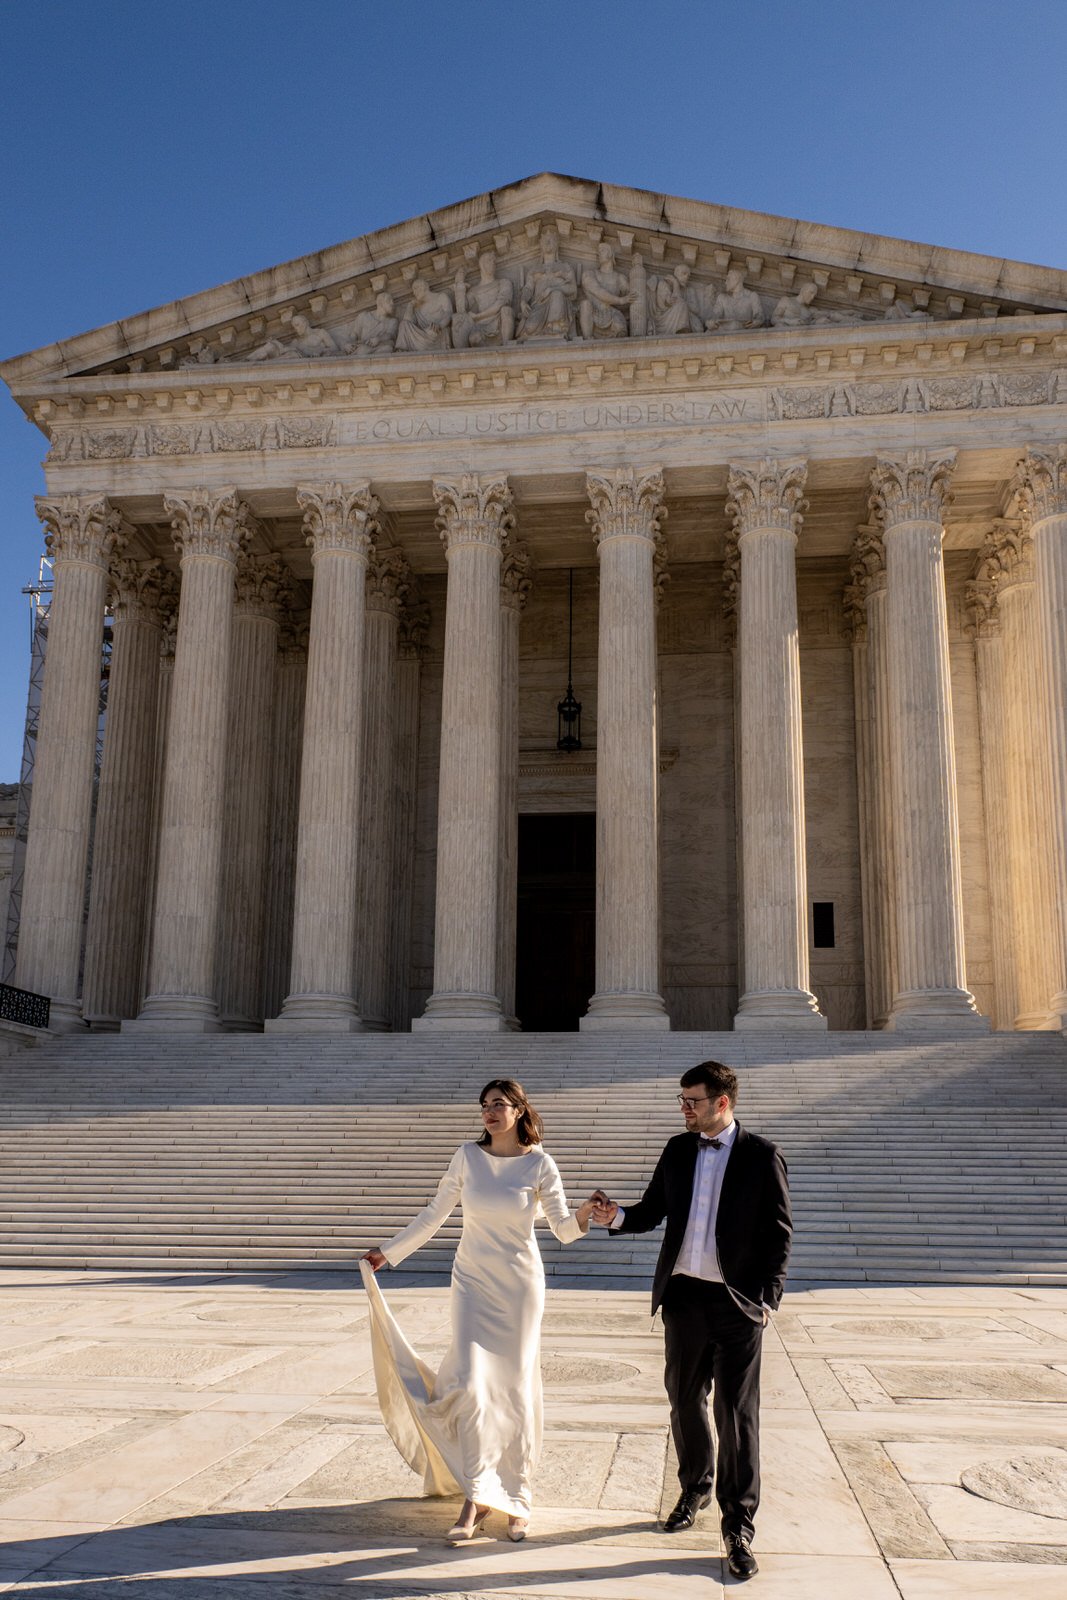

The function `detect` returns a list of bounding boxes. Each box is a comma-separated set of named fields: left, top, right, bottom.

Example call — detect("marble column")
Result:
left=415, top=474, right=512, bottom=1031
left=967, top=555, right=1016, bottom=1030
left=497, top=541, right=531, bottom=1028
left=269, top=483, right=377, bottom=1031
left=82, top=559, right=171, bottom=1026
left=15, top=495, right=126, bottom=1027
left=388, top=594, right=429, bottom=1032
left=218, top=550, right=287, bottom=1029
left=262, top=613, right=308, bottom=1020
left=354, top=546, right=408, bottom=1032
left=1013, top=444, right=1067, bottom=1029
left=139, top=607, right=178, bottom=1005
left=129, top=487, right=244, bottom=1031
left=729, top=459, right=825, bottom=1030
left=847, top=526, right=897, bottom=1029
left=581, top=467, right=669, bottom=1030
left=870, top=451, right=984, bottom=1029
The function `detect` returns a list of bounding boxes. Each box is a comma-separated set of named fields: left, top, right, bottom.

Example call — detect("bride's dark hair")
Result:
left=477, top=1078, right=544, bottom=1148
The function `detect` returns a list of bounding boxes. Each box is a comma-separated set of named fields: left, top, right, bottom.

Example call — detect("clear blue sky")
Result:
left=2, top=0, right=1066, bottom=776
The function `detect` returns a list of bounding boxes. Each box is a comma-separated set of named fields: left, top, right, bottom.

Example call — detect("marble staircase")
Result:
left=0, top=1031, right=1064, bottom=1283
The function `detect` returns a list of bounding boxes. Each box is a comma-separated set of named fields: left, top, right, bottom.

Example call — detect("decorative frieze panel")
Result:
left=46, top=415, right=336, bottom=463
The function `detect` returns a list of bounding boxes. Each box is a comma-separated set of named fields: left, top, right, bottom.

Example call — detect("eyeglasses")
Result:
left=676, top=1094, right=712, bottom=1110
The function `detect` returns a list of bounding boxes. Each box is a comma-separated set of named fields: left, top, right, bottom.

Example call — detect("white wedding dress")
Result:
left=360, top=1141, right=587, bottom=1516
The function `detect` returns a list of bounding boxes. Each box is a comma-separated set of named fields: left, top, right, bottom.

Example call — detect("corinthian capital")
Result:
left=869, top=449, right=956, bottom=529
left=36, top=494, right=128, bottom=569
left=1014, top=444, right=1067, bottom=524
left=366, top=545, right=410, bottom=616
left=726, top=458, right=807, bottom=538
left=433, top=474, right=514, bottom=552
left=297, top=482, right=379, bottom=556
left=977, top=518, right=1034, bottom=594
left=107, top=557, right=176, bottom=624
left=234, top=552, right=291, bottom=620
left=501, top=541, right=533, bottom=612
left=164, top=487, right=243, bottom=562
left=849, top=523, right=887, bottom=599
left=585, top=467, right=666, bottom=545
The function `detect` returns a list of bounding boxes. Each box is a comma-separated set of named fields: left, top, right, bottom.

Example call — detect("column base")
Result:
left=580, top=992, right=670, bottom=1031
left=413, top=990, right=506, bottom=1031
left=265, top=993, right=364, bottom=1034
left=1013, top=1008, right=1062, bottom=1032
left=734, top=989, right=827, bottom=1031
left=46, top=998, right=86, bottom=1034
left=124, top=993, right=221, bottom=1033
left=885, top=988, right=989, bottom=1032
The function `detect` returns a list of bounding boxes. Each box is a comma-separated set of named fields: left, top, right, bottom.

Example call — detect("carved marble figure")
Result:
left=516, top=227, right=578, bottom=342
left=647, top=264, right=703, bottom=336
left=241, top=313, right=340, bottom=363
left=452, top=252, right=515, bottom=349
left=343, top=293, right=399, bottom=356
left=579, top=243, right=633, bottom=340
left=396, top=278, right=454, bottom=353
left=882, top=297, right=930, bottom=322
left=705, top=268, right=766, bottom=332
left=180, top=343, right=218, bottom=368
left=771, top=282, right=820, bottom=328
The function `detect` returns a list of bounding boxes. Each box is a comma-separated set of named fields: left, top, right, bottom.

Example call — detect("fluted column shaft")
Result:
left=16, top=496, right=125, bottom=1027
left=355, top=550, right=406, bottom=1031
left=1015, top=445, right=1067, bottom=1026
left=872, top=451, right=983, bottom=1029
left=971, top=617, right=1015, bottom=1029
left=262, top=622, right=307, bottom=1020
left=415, top=475, right=512, bottom=1030
left=130, top=488, right=243, bottom=1031
left=218, top=554, right=285, bottom=1028
left=581, top=468, right=668, bottom=1030
left=497, top=545, right=531, bottom=1027
left=269, top=483, right=376, bottom=1030
left=388, top=599, right=428, bottom=1031
left=730, top=459, right=825, bottom=1030
left=82, top=561, right=170, bottom=1026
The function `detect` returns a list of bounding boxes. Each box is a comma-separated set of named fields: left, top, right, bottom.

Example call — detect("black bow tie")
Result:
left=699, top=1136, right=724, bottom=1150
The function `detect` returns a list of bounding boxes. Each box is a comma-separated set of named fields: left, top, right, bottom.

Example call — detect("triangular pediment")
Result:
left=5, top=172, right=1067, bottom=387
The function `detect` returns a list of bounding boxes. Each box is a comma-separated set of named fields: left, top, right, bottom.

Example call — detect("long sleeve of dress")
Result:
left=381, top=1147, right=465, bottom=1267
left=535, top=1152, right=588, bottom=1245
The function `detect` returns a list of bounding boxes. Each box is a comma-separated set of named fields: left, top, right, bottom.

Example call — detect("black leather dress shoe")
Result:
left=662, top=1488, right=712, bottom=1532
left=725, top=1532, right=758, bottom=1578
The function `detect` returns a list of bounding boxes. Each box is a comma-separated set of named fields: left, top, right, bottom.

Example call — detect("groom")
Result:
left=593, top=1060, right=791, bottom=1581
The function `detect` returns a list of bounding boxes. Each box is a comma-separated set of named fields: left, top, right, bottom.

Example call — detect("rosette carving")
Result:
left=297, top=482, right=379, bottom=556
left=585, top=467, right=666, bottom=544
left=868, top=450, right=956, bottom=528
left=433, top=474, right=514, bottom=552
left=726, top=458, right=807, bottom=537
left=35, top=494, right=128, bottom=570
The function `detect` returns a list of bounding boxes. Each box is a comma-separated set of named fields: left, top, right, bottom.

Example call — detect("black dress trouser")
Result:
left=661, top=1274, right=763, bottom=1540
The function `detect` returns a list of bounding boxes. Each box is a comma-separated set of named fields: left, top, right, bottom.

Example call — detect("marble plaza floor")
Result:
left=0, top=1271, right=1063, bottom=1598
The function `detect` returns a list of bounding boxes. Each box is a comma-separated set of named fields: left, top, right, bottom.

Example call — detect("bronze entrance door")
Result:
left=515, top=813, right=595, bottom=1031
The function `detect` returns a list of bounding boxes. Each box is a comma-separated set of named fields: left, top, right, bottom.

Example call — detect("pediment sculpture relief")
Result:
left=162, top=226, right=998, bottom=372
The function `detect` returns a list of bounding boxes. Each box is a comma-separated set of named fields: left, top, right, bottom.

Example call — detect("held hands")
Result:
left=362, top=1248, right=387, bottom=1273
left=589, top=1188, right=619, bottom=1227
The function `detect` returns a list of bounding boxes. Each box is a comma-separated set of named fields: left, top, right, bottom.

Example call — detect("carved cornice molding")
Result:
left=726, top=457, right=807, bottom=537
left=297, top=482, right=379, bottom=557
left=365, top=545, right=410, bottom=617
left=234, top=552, right=291, bottom=621
left=585, top=467, right=666, bottom=546
left=869, top=449, right=956, bottom=529
left=501, top=540, right=533, bottom=612
left=35, top=493, right=128, bottom=570
left=433, top=473, right=514, bottom=553
left=1014, top=443, right=1067, bottom=524
left=164, top=486, right=244, bottom=563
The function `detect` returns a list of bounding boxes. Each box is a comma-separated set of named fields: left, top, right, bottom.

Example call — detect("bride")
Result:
left=361, top=1077, right=601, bottom=1542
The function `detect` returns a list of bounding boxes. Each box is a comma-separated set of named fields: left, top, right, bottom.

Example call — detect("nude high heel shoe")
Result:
left=507, top=1515, right=529, bottom=1541
left=446, top=1502, right=490, bottom=1543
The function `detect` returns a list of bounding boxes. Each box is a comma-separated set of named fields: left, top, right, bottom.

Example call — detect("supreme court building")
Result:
left=4, top=173, right=1067, bottom=1038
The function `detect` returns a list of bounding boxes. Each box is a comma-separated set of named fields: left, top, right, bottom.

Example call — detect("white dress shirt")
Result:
left=610, top=1118, right=738, bottom=1284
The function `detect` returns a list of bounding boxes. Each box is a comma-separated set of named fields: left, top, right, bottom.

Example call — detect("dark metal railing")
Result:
left=0, top=983, right=50, bottom=1030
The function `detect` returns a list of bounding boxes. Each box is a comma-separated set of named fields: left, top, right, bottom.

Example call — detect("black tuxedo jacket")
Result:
left=613, top=1123, right=792, bottom=1319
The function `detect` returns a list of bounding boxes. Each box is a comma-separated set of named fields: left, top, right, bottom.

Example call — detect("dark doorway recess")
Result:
left=516, top=813, right=595, bottom=1032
